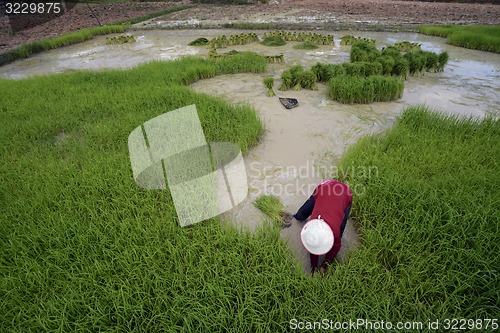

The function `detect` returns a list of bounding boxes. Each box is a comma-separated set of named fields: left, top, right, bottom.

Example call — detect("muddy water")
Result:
left=1, top=29, right=499, bottom=273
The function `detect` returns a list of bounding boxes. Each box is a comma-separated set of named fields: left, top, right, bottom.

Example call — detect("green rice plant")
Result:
left=392, top=57, right=410, bottom=79
left=327, top=75, right=403, bottom=104
left=327, top=75, right=367, bottom=104
left=350, top=41, right=380, bottom=62
left=340, top=62, right=382, bottom=77
left=404, top=52, right=426, bottom=76
left=294, top=41, right=319, bottom=50
left=279, top=69, right=293, bottom=90
left=263, top=76, right=275, bottom=97
left=368, top=75, right=404, bottom=101
left=420, top=25, right=500, bottom=53
left=364, top=62, right=383, bottom=76
left=254, top=195, right=284, bottom=227
left=341, top=62, right=366, bottom=77
left=376, top=55, right=396, bottom=76
left=105, top=35, right=136, bottom=45
left=422, top=51, right=439, bottom=72
left=289, top=65, right=304, bottom=90
left=299, top=70, right=318, bottom=90
left=381, top=46, right=401, bottom=58
left=341, top=35, right=376, bottom=46
left=340, top=34, right=356, bottom=45
left=188, top=37, right=209, bottom=46
left=394, top=41, right=421, bottom=52
left=437, top=51, right=449, bottom=72
left=265, top=54, right=285, bottom=64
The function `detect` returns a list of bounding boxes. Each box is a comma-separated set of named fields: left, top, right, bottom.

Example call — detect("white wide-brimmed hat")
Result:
left=300, top=215, right=334, bottom=255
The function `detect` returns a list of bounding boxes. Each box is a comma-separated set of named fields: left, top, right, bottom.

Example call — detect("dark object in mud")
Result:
left=106, top=35, right=136, bottom=45
left=188, top=37, right=209, bottom=46
left=280, top=212, right=293, bottom=228
left=279, top=97, right=299, bottom=109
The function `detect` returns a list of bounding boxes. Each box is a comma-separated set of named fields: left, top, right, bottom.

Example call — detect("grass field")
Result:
left=1, top=50, right=498, bottom=331
left=419, top=25, right=500, bottom=53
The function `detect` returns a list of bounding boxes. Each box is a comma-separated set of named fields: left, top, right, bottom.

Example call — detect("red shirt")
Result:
left=311, top=180, right=352, bottom=257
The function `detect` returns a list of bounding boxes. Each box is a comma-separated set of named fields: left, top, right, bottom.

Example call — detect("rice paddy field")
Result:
left=1, top=28, right=499, bottom=332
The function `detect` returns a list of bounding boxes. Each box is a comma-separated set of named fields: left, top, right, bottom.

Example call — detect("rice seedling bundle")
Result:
left=299, top=70, right=318, bottom=90
left=263, top=76, right=275, bottom=97
left=341, top=35, right=375, bottom=46
left=262, top=30, right=334, bottom=46
left=327, top=75, right=403, bottom=104
left=376, top=55, right=396, bottom=76
left=289, top=65, right=304, bottom=90
left=312, top=63, right=343, bottom=82
left=381, top=46, right=401, bottom=58
left=394, top=41, right=421, bottom=52
left=350, top=41, right=380, bottom=62
left=279, top=70, right=293, bottom=90
left=404, top=52, right=426, bottom=76
left=105, top=35, right=136, bottom=45
left=264, top=54, right=285, bottom=63
left=437, top=51, right=449, bottom=72
left=421, top=51, right=439, bottom=72
left=392, top=57, right=410, bottom=79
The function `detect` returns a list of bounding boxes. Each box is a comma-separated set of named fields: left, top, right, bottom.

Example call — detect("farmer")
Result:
left=294, top=180, right=352, bottom=274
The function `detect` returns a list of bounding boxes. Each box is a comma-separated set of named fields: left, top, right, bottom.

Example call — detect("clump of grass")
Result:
left=254, top=195, right=284, bottom=227
left=294, top=41, right=319, bottom=50
left=263, top=76, right=275, bottom=97
left=105, top=35, right=136, bottom=45
left=328, top=75, right=404, bottom=104
left=260, top=36, right=286, bottom=47
left=420, top=25, right=500, bottom=53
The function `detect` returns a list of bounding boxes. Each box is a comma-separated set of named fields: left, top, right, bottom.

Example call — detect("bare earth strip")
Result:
left=1, top=0, right=500, bottom=54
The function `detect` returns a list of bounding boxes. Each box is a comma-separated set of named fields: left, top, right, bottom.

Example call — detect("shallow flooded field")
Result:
left=2, top=29, right=498, bottom=272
